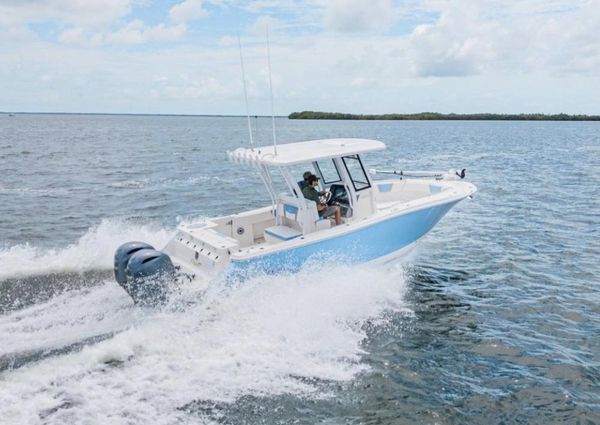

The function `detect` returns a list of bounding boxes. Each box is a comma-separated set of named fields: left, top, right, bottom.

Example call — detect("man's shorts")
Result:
left=319, top=205, right=337, bottom=218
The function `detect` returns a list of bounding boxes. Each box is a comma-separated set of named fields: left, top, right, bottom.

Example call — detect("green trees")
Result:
left=288, top=111, right=600, bottom=121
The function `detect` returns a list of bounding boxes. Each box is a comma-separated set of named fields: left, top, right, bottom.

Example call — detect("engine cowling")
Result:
left=114, top=242, right=176, bottom=306
left=114, top=241, right=154, bottom=284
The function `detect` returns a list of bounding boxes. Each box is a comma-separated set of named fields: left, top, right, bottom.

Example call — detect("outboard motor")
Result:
left=114, top=242, right=176, bottom=306
left=114, top=241, right=154, bottom=284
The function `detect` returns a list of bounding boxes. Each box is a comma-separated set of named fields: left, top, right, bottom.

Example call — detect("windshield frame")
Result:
left=341, top=155, right=371, bottom=192
left=314, top=159, right=342, bottom=184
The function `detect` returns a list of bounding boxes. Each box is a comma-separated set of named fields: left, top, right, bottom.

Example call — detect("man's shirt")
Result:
left=302, top=186, right=320, bottom=204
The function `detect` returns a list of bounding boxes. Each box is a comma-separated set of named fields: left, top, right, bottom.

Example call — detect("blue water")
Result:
left=1, top=114, right=599, bottom=424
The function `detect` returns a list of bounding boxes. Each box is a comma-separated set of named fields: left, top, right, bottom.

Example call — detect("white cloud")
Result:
left=350, top=77, right=376, bottom=88
left=0, top=0, right=133, bottom=29
left=56, top=0, right=133, bottom=27
left=524, top=0, right=600, bottom=75
left=58, top=21, right=187, bottom=46
left=160, top=78, right=234, bottom=99
left=219, top=35, right=238, bottom=46
left=1, top=0, right=600, bottom=114
left=240, top=0, right=298, bottom=14
left=58, top=27, right=89, bottom=45
left=0, top=23, right=37, bottom=42
left=408, top=3, right=502, bottom=77
left=246, top=15, right=285, bottom=36
left=405, top=0, right=600, bottom=77
left=322, top=0, right=395, bottom=32
left=2, top=0, right=190, bottom=47
left=169, top=0, right=209, bottom=24
left=106, top=21, right=187, bottom=44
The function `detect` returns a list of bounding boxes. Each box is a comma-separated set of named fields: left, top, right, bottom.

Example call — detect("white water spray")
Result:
left=0, top=262, right=411, bottom=425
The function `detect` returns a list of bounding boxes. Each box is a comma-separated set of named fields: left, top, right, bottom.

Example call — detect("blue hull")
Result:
left=227, top=201, right=458, bottom=279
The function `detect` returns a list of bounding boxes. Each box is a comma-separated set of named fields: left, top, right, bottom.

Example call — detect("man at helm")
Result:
left=302, top=174, right=341, bottom=225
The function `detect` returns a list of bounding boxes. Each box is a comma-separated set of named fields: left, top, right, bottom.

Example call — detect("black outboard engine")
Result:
left=114, top=242, right=176, bottom=306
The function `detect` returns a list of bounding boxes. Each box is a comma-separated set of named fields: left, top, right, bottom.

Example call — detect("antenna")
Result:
left=266, top=25, right=277, bottom=155
left=237, top=34, right=254, bottom=149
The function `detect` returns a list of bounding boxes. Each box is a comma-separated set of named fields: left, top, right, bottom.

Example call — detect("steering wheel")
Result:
left=319, top=190, right=332, bottom=204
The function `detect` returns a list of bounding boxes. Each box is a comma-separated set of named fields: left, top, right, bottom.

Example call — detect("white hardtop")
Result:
left=228, top=138, right=385, bottom=166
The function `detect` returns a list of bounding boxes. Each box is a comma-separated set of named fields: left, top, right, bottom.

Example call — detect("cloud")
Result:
left=524, top=0, right=600, bottom=75
left=58, top=21, right=187, bottom=46
left=408, top=3, right=502, bottom=77
left=246, top=15, right=285, bottom=36
left=58, top=27, right=91, bottom=45
left=322, top=0, right=395, bottom=32
left=2, top=0, right=194, bottom=47
left=404, top=0, right=600, bottom=78
left=159, top=78, right=236, bottom=99
left=0, top=0, right=133, bottom=46
left=169, top=0, right=209, bottom=24
left=105, top=21, right=187, bottom=44
left=0, top=23, right=37, bottom=42
left=0, top=0, right=133, bottom=29
left=1, top=0, right=600, bottom=115
left=239, top=0, right=298, bottom=13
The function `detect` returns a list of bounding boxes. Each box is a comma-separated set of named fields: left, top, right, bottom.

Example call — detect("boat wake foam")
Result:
left=0, top=262, right=412, bottom=425
left=0, top=218, right=173, bottom=280
left=0, top=282, right=134, bottom=369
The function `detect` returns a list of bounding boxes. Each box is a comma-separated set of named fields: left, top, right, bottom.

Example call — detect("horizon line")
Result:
left=3, top=111, right=600, bottom=120
left=0, top=111, right=288, bottom=118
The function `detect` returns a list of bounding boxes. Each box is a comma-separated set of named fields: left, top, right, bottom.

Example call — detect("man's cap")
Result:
left=307, top=174, right=320, bottom=184
left=302, top=171, right=312, bottom=180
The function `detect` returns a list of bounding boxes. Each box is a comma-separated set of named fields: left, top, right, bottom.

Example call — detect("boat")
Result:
left=114, top=137, right=477, bottom=305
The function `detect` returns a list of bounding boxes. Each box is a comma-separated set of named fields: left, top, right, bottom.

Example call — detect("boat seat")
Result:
left=264, top=225, right=302, bottom=243
left=278, top=194, right=331, bottom=233
left=308, top=205, right=331, bottom=231
left=277, top=199, right=301, bottom=230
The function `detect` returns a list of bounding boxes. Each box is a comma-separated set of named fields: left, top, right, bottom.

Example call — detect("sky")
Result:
left=1, top=0, right=599, bottom=115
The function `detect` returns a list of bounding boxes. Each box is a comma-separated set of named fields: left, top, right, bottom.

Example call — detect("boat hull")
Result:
left=226, top=200, right=459, bottom=280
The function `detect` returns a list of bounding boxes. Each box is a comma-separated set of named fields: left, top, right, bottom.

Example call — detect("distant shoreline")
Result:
left=289, top=111, right=600, bottom=121
left=3, top=111, right=599, bottom=121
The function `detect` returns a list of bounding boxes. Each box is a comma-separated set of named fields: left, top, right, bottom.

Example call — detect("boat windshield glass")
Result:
left=342, top=155, right=370, bottom=191
left=315, top=159, right=341, bottom=184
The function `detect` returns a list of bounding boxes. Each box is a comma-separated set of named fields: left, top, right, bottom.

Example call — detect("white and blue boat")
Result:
left=114, top=137, right=476, bottom=305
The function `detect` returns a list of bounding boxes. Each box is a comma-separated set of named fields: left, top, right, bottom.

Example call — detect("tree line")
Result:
left=288, top=111, right=600, bottom=121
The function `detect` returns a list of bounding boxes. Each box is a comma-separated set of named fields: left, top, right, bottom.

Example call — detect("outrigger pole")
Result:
left=238, top=34, right=255, bottom=150
left=266, top=25, right=277, bottom=156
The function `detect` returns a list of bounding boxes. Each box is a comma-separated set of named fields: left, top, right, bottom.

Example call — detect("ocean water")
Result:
left=0, top=114, right=599, bottom=424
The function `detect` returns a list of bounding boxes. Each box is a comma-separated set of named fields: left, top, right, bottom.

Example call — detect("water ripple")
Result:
left=0, top=116, right=599, bottom=424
